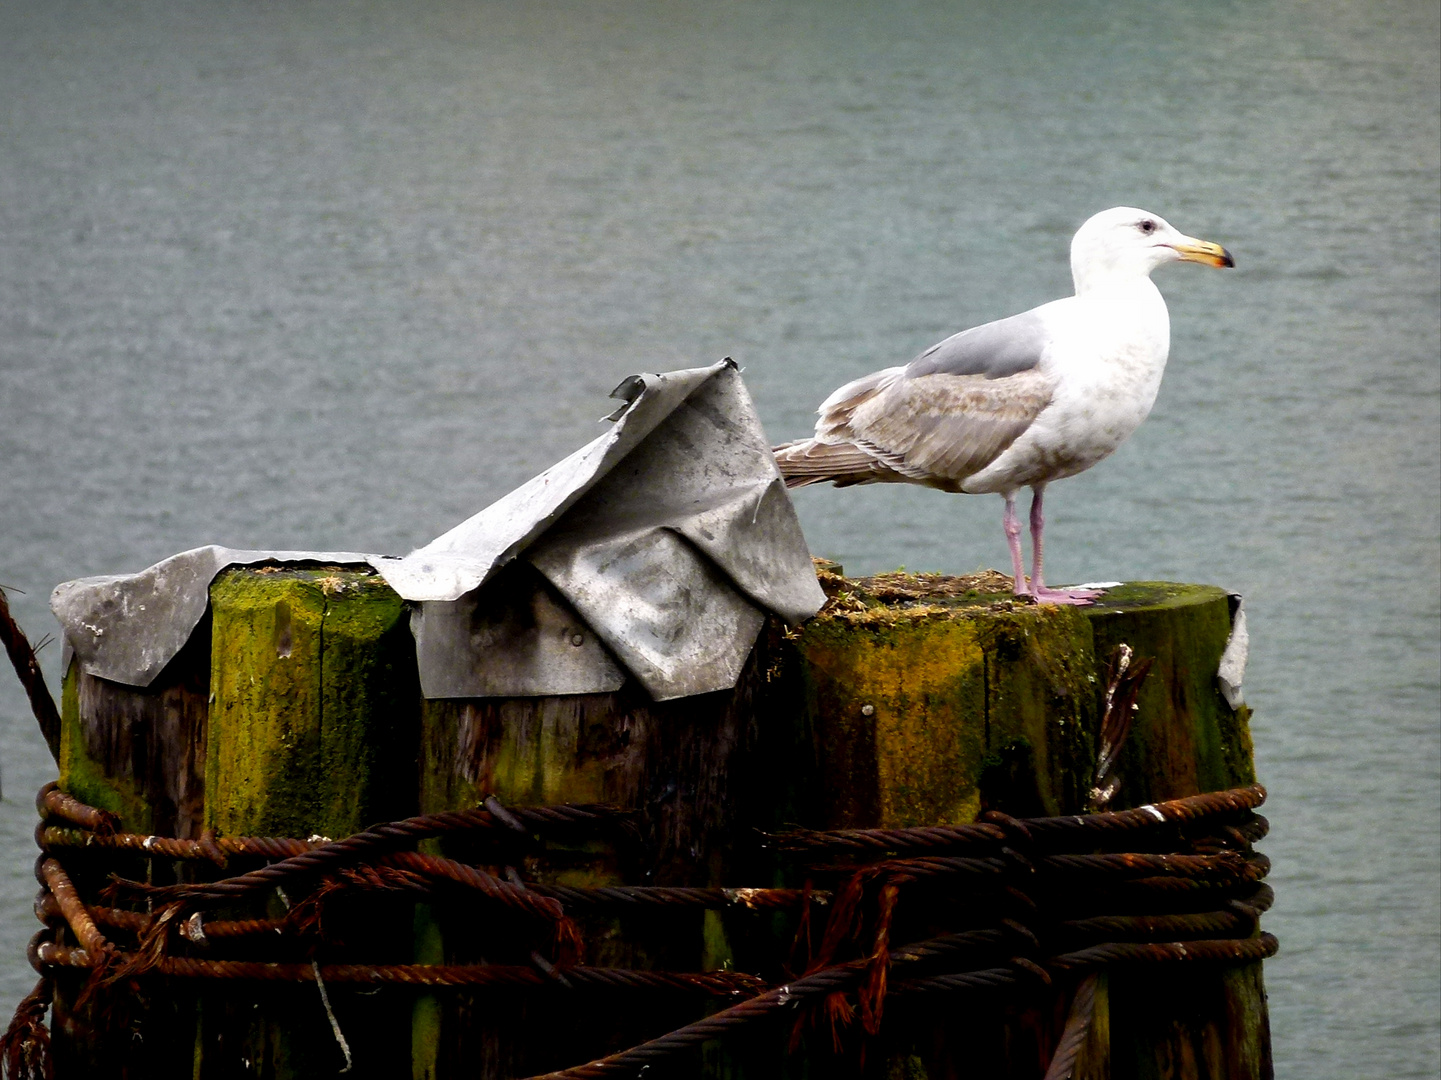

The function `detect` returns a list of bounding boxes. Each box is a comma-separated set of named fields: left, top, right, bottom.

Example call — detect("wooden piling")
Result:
left=52, top=610, right=210, bottom=1077
left=410, top=594, right=788, bottom=1077
left=770, top=569, right=1265, bottom=1079
left=48, top=564, right=1269, bottom=1078
left=54, top=565, right=418, bottom=1078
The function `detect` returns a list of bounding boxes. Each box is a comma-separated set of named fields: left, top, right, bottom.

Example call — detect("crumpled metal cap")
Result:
left=393, top=359, right=825, bottom=700
left=51, top=546, right=374, bottom=688
left=51, top=361, right=825, bottom=702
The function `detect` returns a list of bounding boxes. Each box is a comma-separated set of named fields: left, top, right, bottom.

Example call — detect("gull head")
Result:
left=1070, top=206, right=1234, bottom=294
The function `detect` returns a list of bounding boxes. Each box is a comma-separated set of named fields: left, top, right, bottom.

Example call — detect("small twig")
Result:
left=1088, top=644, right=1154, bottom=812
left=276, top=886, right=352, bottom=1073
left=0, top=588, right=62, bottom=760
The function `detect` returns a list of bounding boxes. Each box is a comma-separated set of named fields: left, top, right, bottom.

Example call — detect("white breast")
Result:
left=961, top=281, right=1171, bottom=494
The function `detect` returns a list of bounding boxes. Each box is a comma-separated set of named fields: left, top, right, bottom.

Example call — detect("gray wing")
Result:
left=904, top=309, right=1050, bottom=380
left=847, top=368, right=1055, bottom=486
left=776, top=310, right=1054, bottom=490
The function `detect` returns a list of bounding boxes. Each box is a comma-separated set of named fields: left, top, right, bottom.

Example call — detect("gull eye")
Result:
left=1138, top=219, right=1157, bottom=235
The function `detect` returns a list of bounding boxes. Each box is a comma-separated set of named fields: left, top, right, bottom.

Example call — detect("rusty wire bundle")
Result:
left=2, top=779, right=1275, bottom=1080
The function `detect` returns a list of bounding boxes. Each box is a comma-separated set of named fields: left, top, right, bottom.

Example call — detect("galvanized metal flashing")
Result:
left=51, top=361, right=825, bottom=701
left=51, top=545, right=374, bottom=688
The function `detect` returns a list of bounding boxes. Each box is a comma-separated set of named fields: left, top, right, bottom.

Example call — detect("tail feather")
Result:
left=772, top=439, right=895, bottom=488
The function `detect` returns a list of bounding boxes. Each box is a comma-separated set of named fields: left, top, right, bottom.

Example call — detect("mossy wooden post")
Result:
left=198, top=566, right=419, bottom=1079
left=205, top=567, right=417, bottom=839
left=1085, top=585, right=1268, bottom=1080
left=411, top=610, right=788, bottom=1079
left=775, top=572, right=1267, bottom=1080
left=53, top=565, right=419, bottom=1079
left=52, top=621, right=211, bottom=1077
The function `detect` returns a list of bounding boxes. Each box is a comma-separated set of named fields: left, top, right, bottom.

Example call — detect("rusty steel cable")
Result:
left=525, top=958, right=875, bottom=1079
left=885, top=963, right=1037, bottom=997
left=1038, top=850, right=1268, bottom=881
left=806, top=854, right=1013, bottom=883
left=1047, top=934, right=1279, bottom=970
left=10, top=781, right=1276, bottom=1080
left=886, top=936, right=1278, bottom=998
left=37, top=824, right=318, bottom=861
left=291, top=853, right=828, bottom=920
left=1003, top=784, right=1268, bottom=838
left=1040, top=973, right=1099, bottom=1080
left=33, top=893, right=288, bottom=944
left=36, top=861, right=108, bottom=960
left=35, top=784, right=117, bottom=837
left=36, top=824, right=824, bottom=915
left=525, top=882, right=824, bottom=912
left=39, top=824, right=830, bottom=917
left=101, top=802, right=621, bottom=908
left=378, top=852, right=567, bottom=924
left=28, top=943, right=763, bottom=997
left=773, top=820, right=1008, bottom=855
left=1057, top=908, right=1258, bottom=944
left=0, top=978, right=51, bottom=1080
left=772, top=785, right=1267, bottom=859
left=523, top=932, right=1051, bottom=1080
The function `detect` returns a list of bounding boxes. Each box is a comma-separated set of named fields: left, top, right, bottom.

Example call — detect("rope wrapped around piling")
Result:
left=3, top=781, right=1276, bottom=1080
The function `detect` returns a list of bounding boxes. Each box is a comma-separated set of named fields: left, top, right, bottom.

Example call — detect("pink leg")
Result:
left=1026, top=487, right=1101, bottom=606
left=1003, top=494, right=1032, bottom=597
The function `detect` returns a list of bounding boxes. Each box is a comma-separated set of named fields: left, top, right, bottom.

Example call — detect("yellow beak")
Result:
left=1171, top=237, right=1235, bottom=268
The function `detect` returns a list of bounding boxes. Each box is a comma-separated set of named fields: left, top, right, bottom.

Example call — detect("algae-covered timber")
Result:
left=199, top=567, right=419, bottom=1079
left=785, top=569, right=1255, bottom=829
left=206, top=566, right=418, bottom=839
left=772, top=567, right=1264, bottom=1079
left=56, top=566, right=419, bottom=1079
left=53, top=611, right=211, bottom=1076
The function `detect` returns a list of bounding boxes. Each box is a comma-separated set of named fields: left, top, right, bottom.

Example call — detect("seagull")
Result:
left=773, top=206, right=1234, bottom=605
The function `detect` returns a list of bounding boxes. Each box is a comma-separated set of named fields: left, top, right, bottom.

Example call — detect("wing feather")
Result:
left=904, top=308, right=1051, bottom=380
left=773, top=313, right=1057, bottom=490
left=848, top=369, right=1055, bottom=484
left=772, top=439, right=903, bottom=488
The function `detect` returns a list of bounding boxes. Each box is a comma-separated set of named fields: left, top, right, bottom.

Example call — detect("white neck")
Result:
left=1071, top=260, right=1158, bottom=297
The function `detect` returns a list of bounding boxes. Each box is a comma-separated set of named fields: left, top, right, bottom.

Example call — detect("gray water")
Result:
left=1, top=1, right=1437, bottom=1074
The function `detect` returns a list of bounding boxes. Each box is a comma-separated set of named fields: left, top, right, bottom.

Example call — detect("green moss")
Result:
left=788, top=585, right=1100, bottom=826
left=411, top=905, right=445, bottom=1080
left=57, top=660, right=153, bottom=831
left=884, top=1055, right=930, bottom=1080
left=701, top=909, right=734, bottom=972
left=205, top=567, right=416, bottom=838
left=1219, top=704, right=1258, bottom=786
left=785, top=576, right=1252, bottom=826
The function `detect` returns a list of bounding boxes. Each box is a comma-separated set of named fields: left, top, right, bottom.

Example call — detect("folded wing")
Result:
left=774, top=307, right=1057, bottom=490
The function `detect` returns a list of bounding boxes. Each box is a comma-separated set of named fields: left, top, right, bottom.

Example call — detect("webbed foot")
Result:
left=1025, top=585, right=1102, bottom=606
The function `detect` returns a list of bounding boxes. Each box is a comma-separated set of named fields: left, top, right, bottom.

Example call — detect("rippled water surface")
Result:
left=2, top=2, right=1438, bottom=1074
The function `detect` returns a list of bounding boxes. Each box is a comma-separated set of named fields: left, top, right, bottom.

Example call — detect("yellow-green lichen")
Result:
left=788, top=573, right=1099, bottom=826
left=58, top=660, right=152, bottom=831
left=784, top=572, right=1249, bottom=826
left=205, top=567, right=415, bottom=838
